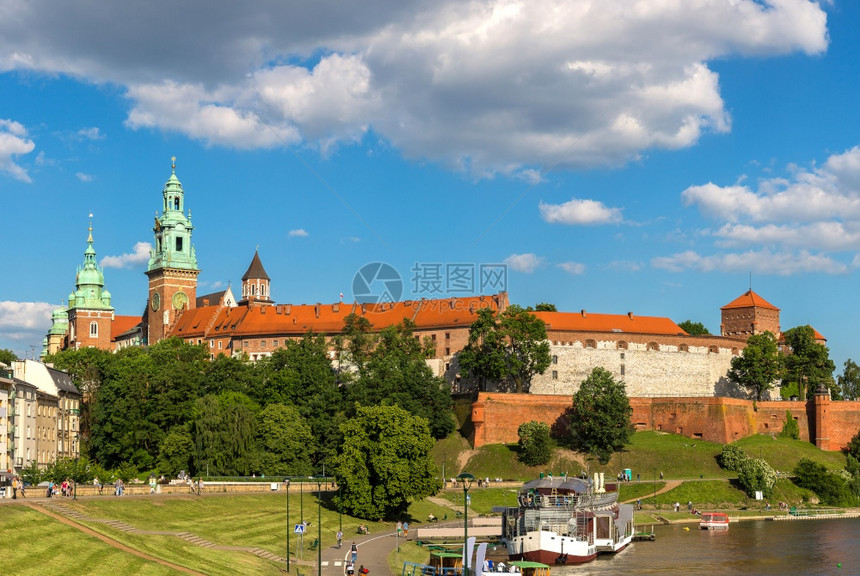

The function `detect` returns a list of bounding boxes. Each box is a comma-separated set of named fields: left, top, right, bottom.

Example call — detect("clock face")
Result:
left=172, top=291, right=188, bottom=310
left=151, top=293, right=160, bottom=311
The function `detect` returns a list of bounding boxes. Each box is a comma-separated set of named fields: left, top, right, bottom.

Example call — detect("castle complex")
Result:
left=41, top=161, right=849, bottom=450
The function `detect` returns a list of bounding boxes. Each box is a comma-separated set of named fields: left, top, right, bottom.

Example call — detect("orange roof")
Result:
left=169, top=294, right=505, bottom=339
left=533, top=311, right=685, bottom=336
left=721, top=290, right=779, bottom=311
left=111, top=315, right=143, bottom=341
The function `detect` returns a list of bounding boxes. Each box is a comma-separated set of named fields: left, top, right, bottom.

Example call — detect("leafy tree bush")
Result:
left=728, top=331, right=782, bottom=401
left=779, top=410, right=800, bottom=440
left=157, top=427, right=194, bottom=476
left=717, top=445, right=748, bottom=471
left=567, top=367, right=634, bottom=464
left=517, top=420, right=553, bottom=466
left=845, top=429, right=860, bottom=462
left=736, top=458, right=777, bottom=497
left=677, top=320, right=710, bottom=335
left=793, top=458, right=850, bottom=506
left=20, top=461, right=43, bottom=486
left=333, top=405, right=438, bottom=520
left=256, top=403, right=315, bottom=476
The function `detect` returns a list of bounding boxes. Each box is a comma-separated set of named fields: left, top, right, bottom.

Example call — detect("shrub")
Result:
left=717, top=445, right=748, bottom=471
left=793, top=458, right=850, bottom=506
left=736, top=458, right=777, bottom=497
left=779, top=410, right=800, bottom=440
left=518, top=421, right=553, bottom=466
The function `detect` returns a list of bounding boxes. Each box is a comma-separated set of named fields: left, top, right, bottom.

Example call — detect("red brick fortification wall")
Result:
left=471, top=393, right=860, bottom=450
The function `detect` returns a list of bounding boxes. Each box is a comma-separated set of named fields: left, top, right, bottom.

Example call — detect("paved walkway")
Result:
left=320, top=530, right=400, bottom=576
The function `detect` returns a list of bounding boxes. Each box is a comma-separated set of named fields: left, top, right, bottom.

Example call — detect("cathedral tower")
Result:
left=66, top=223, right=114, bottom=349
left=240, top=250, right=273, bottom=306
left=145, top=158, right=200, bottom=344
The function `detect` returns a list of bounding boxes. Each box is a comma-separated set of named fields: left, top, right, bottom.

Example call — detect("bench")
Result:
left=307, top=538, right=319, bottom=551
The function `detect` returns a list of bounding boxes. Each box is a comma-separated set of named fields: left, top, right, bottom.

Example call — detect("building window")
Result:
left=445, top=332, right=450, bottom=340
left=552, top=355, right=558, bottom=364
left=552, top=370, right=558, bottom=380
left=176, top=236, right=183, bottom=251
left=620, top=365, right=626, bottom=376
left=445, top=347, right=451, bottom=356
left=272, top=340, right=278, bottom=347
left=210, top=339, right=214, bottom=348
left=261, top=340, right=266, bottom=347
left=218, top=341, right=223, bottom=349
left=90, top=321, right=98, bottom=337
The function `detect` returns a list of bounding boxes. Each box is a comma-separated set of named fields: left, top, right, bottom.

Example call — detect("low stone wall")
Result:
left=47, top=481, right=332, bottom=498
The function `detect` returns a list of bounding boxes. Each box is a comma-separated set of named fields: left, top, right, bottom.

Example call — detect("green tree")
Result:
left=736, top=458, right=777, bottom=498
left=728, top=331, right=782, bottom=401
left=0, top=348, right=18, bottom=365
left=794, top=458, right=850, bottom=506
left=517, top=421, right=553, bottom=466
left=677, top=320, right=710, bottom=336
left=458, top=305, right=551, bottom=393
left=157, top=427, right=194, bottom=475
left=264, top=333, right=345, bottom=459
left=257, top=403, right=315, bottom=476
left=717, top=444, right=748, bottom=471
left=845, top=429, right=860, bottom=462
left=333, top=405, right=437, bottom=520
left=782, top=325, right=836, bottom=400
left=345, top=321, right=454, bottom=439
left=567, top=367, right=634, bottom=464
left=191, top=392, right=260, bottom=476
left=533, top=303, right=557, bottom=312
left=838, top=359, right=860, bottom=401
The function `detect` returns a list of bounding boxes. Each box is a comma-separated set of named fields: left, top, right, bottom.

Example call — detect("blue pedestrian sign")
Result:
left=295, top=524, right=305, bottom=534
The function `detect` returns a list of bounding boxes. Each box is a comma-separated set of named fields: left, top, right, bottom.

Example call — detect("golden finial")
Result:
left=171, top=156, right=176, bottom=172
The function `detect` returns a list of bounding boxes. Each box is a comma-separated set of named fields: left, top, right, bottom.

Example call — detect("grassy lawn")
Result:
left=734, top=434, right=846, bottom=472
left=0, top=505, right=185, bottom=576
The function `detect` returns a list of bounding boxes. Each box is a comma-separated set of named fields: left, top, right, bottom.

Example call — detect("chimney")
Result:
left=333, top=303, right=340, bottom=313
left=284, top=304, right=291, bottom=314
left=627, top=312, right=634, bottom=320
left=581, top=310, right=587, bottom=318
left=315, top=304, right=320, bottom=318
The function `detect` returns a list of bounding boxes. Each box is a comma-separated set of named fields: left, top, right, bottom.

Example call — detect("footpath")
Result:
left=320, top=530, right=399, bottom=576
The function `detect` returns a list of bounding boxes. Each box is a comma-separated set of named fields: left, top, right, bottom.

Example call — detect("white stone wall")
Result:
left=530, top=340, right=742, bottom=397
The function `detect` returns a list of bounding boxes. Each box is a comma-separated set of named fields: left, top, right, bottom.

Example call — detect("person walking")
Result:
left=351, top=542, right=358, bottom=564
left=336, top=529, right=343, bottom=549
left=11, top=476, right=17, bottom=499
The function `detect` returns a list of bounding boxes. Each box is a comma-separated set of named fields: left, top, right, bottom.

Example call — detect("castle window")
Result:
left=445, top=347, right=450, bottom=356
left=174, top=197, right=180, bottom=210
left=552, top=355, right=558, bottom=364
left=218, top=341, right=223, bottom=349
left=176, top=237, right=183, bottom=251
left=620, top=365, right=625, bottom=376
left=261, top=340, right=266, bottom=347
left=585, top=339, right=597, bottom=349
left=210, top=339, right=214, bottom=348
left=679, top=344, right=689, bottom=352
left=617, top=341, right=628, bottom=350
left=552, top=370, right=558, bottom=380
left=647, top=342, right=659, bottom=351
left=445, top=332, right=451, bottom=340
left=89, top=322, right=98, bottom=337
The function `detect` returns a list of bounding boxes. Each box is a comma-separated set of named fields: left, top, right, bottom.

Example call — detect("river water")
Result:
left=553, top=518, right=860, bottom=576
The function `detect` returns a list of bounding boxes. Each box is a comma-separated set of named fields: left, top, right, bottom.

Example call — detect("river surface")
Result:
left=552, top=518, right=860, bottom=576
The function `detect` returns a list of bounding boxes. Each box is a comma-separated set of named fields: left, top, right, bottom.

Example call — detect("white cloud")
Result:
left=289, top=228, right=309, bottom=237
left=540, top=197, right=623, bottom=225
left=76, top=172, right=94, bottom=182
left=675, top=146, right=860, bottom=266
left=0, top=119, right=35, bottom=182
left=557, top=261, right=585, bottom=275
left=0, top=0, right=829, bottom=176
left=100, top=241, right=152, bottom=269
left=652, top=249, right=849, bottom=275
left=605, top=260, right=643, bottom=272
left=0, top=301, right=54, bottom=342
left=504, top=252, right=543, bottom=273
left=77, top=127, right=104, bottom=140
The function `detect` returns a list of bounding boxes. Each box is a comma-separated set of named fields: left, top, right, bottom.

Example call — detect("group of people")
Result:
left=10, top=476, right=26, bottom=499
left=482, top=560, right=521, bottom=573
left=346, top=563, right=368, bottom=576
left=43, top=478, right=75, bottom=498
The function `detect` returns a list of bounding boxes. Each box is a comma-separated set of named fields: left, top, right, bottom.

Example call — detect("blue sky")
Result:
left=1, top=0, right=858, bottom=374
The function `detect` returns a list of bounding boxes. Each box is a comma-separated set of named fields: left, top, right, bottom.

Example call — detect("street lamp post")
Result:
left=457, top=472, right=475, bottom=576
left=316, top=476, right=323, bottom=576
left=287, top=479, right=292, bottom=570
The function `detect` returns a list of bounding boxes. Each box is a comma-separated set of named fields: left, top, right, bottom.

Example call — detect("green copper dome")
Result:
left=147, top=158, right=199, bottom=273
left=69, top=224, right=114, bottom=312
left=48, top=306, right=69, bottom=336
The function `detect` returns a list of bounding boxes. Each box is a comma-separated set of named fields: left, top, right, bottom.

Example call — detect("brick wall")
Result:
left=471, top=392, right=860, bottom=451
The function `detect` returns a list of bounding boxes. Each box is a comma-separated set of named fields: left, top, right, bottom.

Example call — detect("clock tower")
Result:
left=145, top=158, right=200, bottom=344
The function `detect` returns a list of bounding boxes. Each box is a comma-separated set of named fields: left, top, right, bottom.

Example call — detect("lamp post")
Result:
left=457, top=472, right=475, bottom=576
left=285, top=478, right=291, bottom=572
left=316, top=476, right=323, bottom=576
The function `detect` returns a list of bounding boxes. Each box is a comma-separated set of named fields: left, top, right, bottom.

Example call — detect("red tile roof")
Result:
left=533, top=311, right=686, bottom=336
left=111, top=315, right=143, bottom=341
left=721, top=290, right=779, bottom=311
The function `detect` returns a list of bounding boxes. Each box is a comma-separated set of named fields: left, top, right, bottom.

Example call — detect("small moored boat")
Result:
left=699, top=512, right=729, bottom=530
left=508, top=561, right=551, bottom=576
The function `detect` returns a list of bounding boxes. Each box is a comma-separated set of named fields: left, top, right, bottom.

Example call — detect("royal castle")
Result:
left=43, top=161, right=852, bottom=450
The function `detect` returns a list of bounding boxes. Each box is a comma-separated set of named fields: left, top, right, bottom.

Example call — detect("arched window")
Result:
left=174, top=197, right=180, bottom=210
left=679, top=344, right=689, bottom=352
left=585, top=339, right=597, bottom=349
left=90, top=321, right=98, bottom=337
left=647, top=342, right=660, bottom=351
left=617, top=341, right=628, bottom=350
left=709, top=345, right=719, bottom=354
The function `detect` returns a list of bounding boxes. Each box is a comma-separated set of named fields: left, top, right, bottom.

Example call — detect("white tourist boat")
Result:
left=699, top=512, right=730, bottom=530
left=501, top=475, right=635, bottom=565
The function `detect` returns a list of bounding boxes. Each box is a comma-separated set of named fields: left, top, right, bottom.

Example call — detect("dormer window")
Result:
left=176, top=237, right=183, bottom=252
